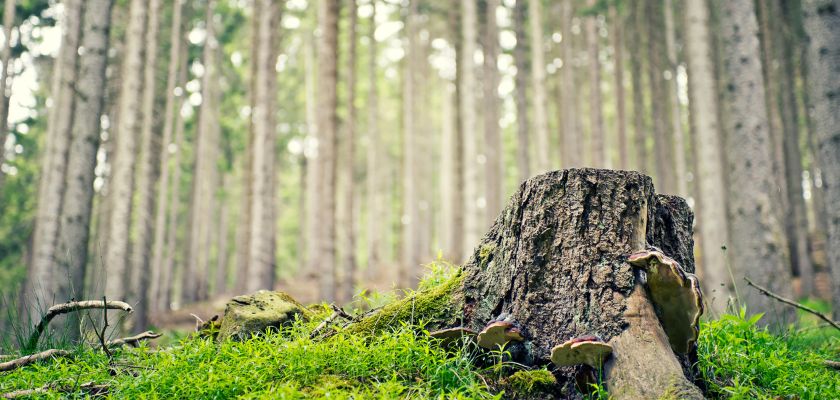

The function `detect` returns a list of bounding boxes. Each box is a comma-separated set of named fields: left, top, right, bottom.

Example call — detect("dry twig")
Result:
left=825, top=360, right=840, bottom=370
left=1, top=381, right=108, bottom=399
left=26, top=300, right=133, bottom=349
left=106, top=330, right=162, bottom=349
left=310, top=304, right=353, bottom=339
left=0, top=349, right=71, bottom=372
left=745, top=278, right=840, bottom=332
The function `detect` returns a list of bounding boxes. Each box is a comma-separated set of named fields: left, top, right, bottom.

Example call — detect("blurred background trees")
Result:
left=1, top=0, right=839, bottom=331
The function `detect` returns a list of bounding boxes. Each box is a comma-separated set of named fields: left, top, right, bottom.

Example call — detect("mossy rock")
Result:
left=503, top=369, right=559, bottom=398
left=217, top=291, right=313, bottom=342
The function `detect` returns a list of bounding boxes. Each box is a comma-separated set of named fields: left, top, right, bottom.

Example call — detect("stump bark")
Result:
left=353, top=169, right=704, bottom=399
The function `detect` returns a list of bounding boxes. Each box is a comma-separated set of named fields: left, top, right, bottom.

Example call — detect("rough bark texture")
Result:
left=560, top=0, right=580, bottom=169
left=645, top=0, right=676, bottom=194
left=585, top=0, right=606, bottom=168
left=609, top=4, right=628, bottom=170
left=513, top=0, right=531, bottom=181
left=628, top=1, right=647, bottom=174
left=664, top=0, right=687, bottom=197
left=801, top=0, right=840, bottom=318
left=529, top=0, right=550, bottom=173
left=482, top=0, right=503, bottom=220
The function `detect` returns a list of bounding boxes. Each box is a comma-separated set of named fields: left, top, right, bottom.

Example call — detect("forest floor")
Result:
left=2, top=269, right=840, bottom=399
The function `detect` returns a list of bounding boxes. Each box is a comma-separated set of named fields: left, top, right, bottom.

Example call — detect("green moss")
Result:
left=348, top=271, right=465, bottom=335
left=505, top=369, right=557, bottom=395
left=217, top=291, right=314, bottom=341
left=478, top=244, right=496, bottom=269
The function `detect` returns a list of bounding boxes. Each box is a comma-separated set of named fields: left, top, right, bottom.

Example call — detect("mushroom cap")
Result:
left=627, top=248, right=704, bottom=353
left=429, top=327, right=477, bottom=348
left=550, top=337, right=613, bottom=368
left=477, top=321, right=524, bottom=349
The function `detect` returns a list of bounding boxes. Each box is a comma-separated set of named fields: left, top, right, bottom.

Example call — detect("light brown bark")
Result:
left=0, top=0, right=16, bottom=191
left=610, top=4, right=628, bottom=170
left=529, top=0, right=549, bottom=172
left=482, top=0, right=502, bottom=221
left=664, top=0, right=687, bottom=197
left=340, top=0, right=358, bottom=301
left=585, top=0, right=606, bottom=168
left=365, top=1, right=382, bottom=279
left=646, top=0, right=676, bottom=194
left=628, top=1, right=647, bottom=174
left=512, top=0, right=530, bottom=181
left=460, top=0, right=480, bottom=257
left=560, top=0, right=579, bottom=168
left=401, top=0, right=420, bottom=288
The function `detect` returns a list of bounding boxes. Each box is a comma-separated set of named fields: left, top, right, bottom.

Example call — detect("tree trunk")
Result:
left=317, top=0, right=339, bottom=301
left=512, top=0, right=530, bottom=181
left=684, top=0, right=731, bottom=314
left=628, top=1, right=647, bottom=174
left=340, top=0, right=358, bottom=301
left=560, top=0, right=579, bottom=168
left=352, top=169, right=704, bottom=399
left=586, top=0, right=606, bottom=168
left=646, top=0, right=676, bottom=194
left=482, top=0, right=502, bottom=221
left=449, top=1, right=465, bottom=264
left=104, top=0, right=147, bottom=301
left=460, top=0, right=481, bottom=257
left=529, top=0, right=549, bottom=173
left=150, top=0, right=184, bottom=312
left=609, top=4, right=628, bottom=170
left=401, top=0, right=419, bottom=288
left=801, top=0, right=840, bottom=318
left=365, top=0, right=382, bottom=280
left=664, top=0, right=687, bottom=197
left=131, top=0, right=162, bottom=330
left=0, top=0, right=16, bottom=191
left=720, top=0, right=795, bottom=325
left=214, top=178, right=230, bottom=296
left=26, top=0, right=82, bottom=321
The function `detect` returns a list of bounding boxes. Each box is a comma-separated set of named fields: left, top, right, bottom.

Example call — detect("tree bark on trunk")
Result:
left=482, top=0, right=502, bottom=221
left=352, top=169, right=704, bottom=399
left=512, top=0, right=530, bottom=181
left=529, top=0, right=549, bottom=173
left=401, top=0, right=419, bottom=288
left=664, top=0, right=687, bottom=197
left=609, top=4, right=628, bottom=170
left=365, top=1, right=383, bottom=280
left=460, top=0, right=480, bottom=257
left=627, top=1, right=647, bottom=174
left=560, top=0, right=579, bottom=169
left=585, top=0, right=606, bottom=168
left=0, top=0, right=16, bottom=191
left=340, top=0, right=358, bottom=301
left=646, top=0, right=676, bottom=194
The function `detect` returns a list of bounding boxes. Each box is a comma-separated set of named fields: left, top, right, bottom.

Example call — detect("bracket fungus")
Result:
left=477, top=320, right=524, bottom=349
left=429, top=327, right=477, bottom=348
left=627, top=248, right=704, bottom=353
left=550, top=336, right=613, bottom=368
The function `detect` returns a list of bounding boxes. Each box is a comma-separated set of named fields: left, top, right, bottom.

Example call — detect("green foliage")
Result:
left=504, top=369, right=556, bottom=395
left=697, top=307, right=840, bottom=399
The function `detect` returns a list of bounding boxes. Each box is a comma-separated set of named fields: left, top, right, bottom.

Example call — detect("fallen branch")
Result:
left=26, top=300, right=133, bottom=350
left=745, top=278, right=840, bottom=332
left=2, top=381, right=108, bottom=399
left=310, top=304, right=353, bottom=339
left=106, top=330, right=162, bottom=348
left=825, top=360, right=840, bottom=370
left=0, top=349, right=71, bottom=372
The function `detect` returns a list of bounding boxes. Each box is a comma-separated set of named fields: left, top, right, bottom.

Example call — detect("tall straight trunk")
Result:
left=512, top=0, right=530, bottom=181
left=460, top=0, right=480, bottom=258
left=646, top=0, right=676, bottom=194
left=366, top=1, right=383, bottom=276
left=684, top=0, right=730, bottom=314
left=440, top=81, right=456, bottom=260
left=184, top=0, right=218, bottom=303
left=317, top=0, right=339, bottom=301
left=27, top=0, right=82, bottom=319
left=720, top=0, right=795, bottom=326
left=529, top=0, right=549, bottom=172
left=0, top=0, right=16, bottom=190
left=150, top=0, right=184, bottom=311
left=246, top=0, right=282, bottom=292
left=104, top=0, right=146, bottom=301
left=401, top=0, right=419, bottom=288
left=54, top=0, right=114, bottom=335
left=482, top=0, right=502, bottom=220
left=610, top=4, right=628, bottom=170
left=585, top=0, right=606, bottom=167
left=560, top=0, right=579, bottom=168
left=449, top=2, right=465, bottom=264
left=628, top=0, right=648, bottom=174
left=214, top=180, right=230, bottom=295
left=340, top=0, right=358, bottom=300
left=131, top=0, right=161, bottom=330
left=664, top=0, right=687, bottom=197
left=801, top=0, right=840, bottom=317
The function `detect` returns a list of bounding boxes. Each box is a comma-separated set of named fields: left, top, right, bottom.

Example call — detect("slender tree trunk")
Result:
left=586, top=0, right=606, bottom=168
left=150, top=0, right=184, bottom=312
left=26, top=0, right=82, bottom=320
left=513, top=0, right=530, bottom=181
left=610, top=4, right=628, bottom=170
left=130, top=0, right=161, bottom=330
left=365, top=1, right=383, bottom=278
left=104, top=0, right=146, bottom=301
left=460, top=0, right=480, bottom=258
left=483, top=0, right=502, bottom=221
left=449, top=2, right=465, bottom=264
left=529, top=0, right=549, bottom=172
left=0, top=0, right=16, bottom=191
left=51, top=0, right=113, bottom=337
left=317, top=0, right=339, bottom=301
left=646, top=0, right=676, bottom=194
left=214, top=181, right=230, bottom=296
left=340, top=0, right=358, bottom=300
left=801, top=0, right=840, bottom=317
left=664, top=0, right=687, bottom=197
left=720, top=0, right=795, bottom=326
left=401, top=0, right=422, bottom=288
left=560, top=0, right=579, bottom=168
left=628, top=1, right=647, bottom=174
left=684, top=0, right=731, bottom=314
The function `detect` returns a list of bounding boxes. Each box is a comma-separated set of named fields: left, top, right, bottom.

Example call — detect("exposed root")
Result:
left=106, top=331, right=163, bottom=348
left=0, top=349, right=71, bottom=372
left=310, top=304, right=353, bottom=339
left=26, top=300, right=133, bottom=349
left=2, top=381, right=108, bottom=399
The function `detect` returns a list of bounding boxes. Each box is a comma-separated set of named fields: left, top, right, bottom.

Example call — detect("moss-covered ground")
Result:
left=1, top=266, right=838, bottom=399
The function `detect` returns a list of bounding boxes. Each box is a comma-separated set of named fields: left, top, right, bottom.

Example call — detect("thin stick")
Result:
left=100, top=297, right=112, bottom=359
left=26, top=300, right=133, bottom=349
left=310, top=304, right=353, bottom=339
left=825, top=360, right=840, bottom=370
left=0, top=349, right=71, bottom=372
left=2, top=381, right=108, bottom=399
left=106, top=330, right=162, bottom=348
left=745, top=277, right=840, bottom=332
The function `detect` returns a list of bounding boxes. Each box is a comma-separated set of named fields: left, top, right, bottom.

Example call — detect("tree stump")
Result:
left=352, top=169, right=705, bottom=399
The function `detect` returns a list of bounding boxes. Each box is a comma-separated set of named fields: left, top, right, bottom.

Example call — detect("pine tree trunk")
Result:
left=317, top=0, right=340, bottom=301
left=449, top=1, right=465, bottom=264
left=401, top=0, right=419, bottom=288
left=560, top=0, right=579, bottom=168
left=512, top=0, right=530, bottom=181
left=26, top=0, right=82, bottom=320
left=214, top=182, right=230, bottom=296
left=150, top=0, right=184, bottom=311
left=646, top=0, right=676, bottom=194
left=482, top=0, right=502, bottom=221
left=586, top=0, right=606, bottom=168
left=131, top=0, right=162, bottom=330
left=0, top=0, right=16, bottom=191
left=684, top=0, right=731, bottom=314
left=664, top=0, right=687, bottom=197
left=340, top=0, right=358, bottom=301
left=365, top=1, right=382, bottom=280
left=720, top=0, right=794, bottom=325
left=801, top=0, right=840, bottom=318
left=460, top=0, right=480, bottom=258
left=529, top=0, right=550, bottom=172
left=104, top=0, right=147, bottom=301
left=628, top=1, right=647, bottom=174
left=609, top=4, right=628, bottom=170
